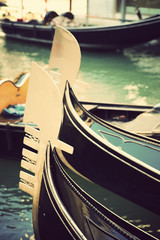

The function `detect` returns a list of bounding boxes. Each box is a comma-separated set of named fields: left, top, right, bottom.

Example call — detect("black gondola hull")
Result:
left=1, top=15, right=160, bottom=49
left=0, top=101, right=157, bottom=160
left=36, top=143, right=159, bottom=240
left=0, top=123, right=24, bottom=160
left=57, top=83, right=160, bottom=215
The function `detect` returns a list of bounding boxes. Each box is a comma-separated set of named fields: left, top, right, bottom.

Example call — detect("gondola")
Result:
left=19, top=27, right=160, bottom=240
left=1, top=12, right=160, bottom=49
left=0, top=71, right=29, bottom=160
left=81, top=101, right=160, bottom=141
left=1, top=96, right=159, bottom=160
left=1, top=95, right=159, bottom=160
left=0, top=71, right=29, bottom=113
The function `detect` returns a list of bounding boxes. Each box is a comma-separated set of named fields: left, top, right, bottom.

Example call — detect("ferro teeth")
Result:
left=22, top=148, right=37, bottom=163
left=21, top=160, right=36, bottom=174
left=25, top=125, right=40, bottom=138
left=20, top=171, right=35, bottom=185
left=23, top=136, right=39, bottom=150
left=19, top=181, right=34, bottom=196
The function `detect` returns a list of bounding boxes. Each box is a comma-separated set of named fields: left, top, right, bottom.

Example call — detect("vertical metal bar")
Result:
left=21, top=0, right=24, bottom=19
left=86, top=0, right=89, bottom=25
left=69, top=0, right=72, bottom=11
left=121, top=0, right=126, bottom=22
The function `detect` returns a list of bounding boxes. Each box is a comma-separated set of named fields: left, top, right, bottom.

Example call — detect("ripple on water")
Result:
left=0, top=184, right=34, bottom=240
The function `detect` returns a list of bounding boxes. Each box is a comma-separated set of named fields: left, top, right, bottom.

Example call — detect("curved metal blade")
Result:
left=20, top=61, right=73, bottom=195
left=24, top=61, right=62, bottom=145
left=48, top=26, right=81, bottom=95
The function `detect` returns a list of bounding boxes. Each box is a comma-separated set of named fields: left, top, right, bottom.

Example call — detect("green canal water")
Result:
left=0, top=35, right=160, bottom=239
left=0, top=36, right=160, bottom=105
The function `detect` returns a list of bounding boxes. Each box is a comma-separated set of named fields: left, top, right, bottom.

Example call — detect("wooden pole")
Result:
left=86, top=0, right=89, bottom=25
left=20, top=0, right=23, bottom=19
left=44, top=0, right=47, bottom=12
left=121, top=0, right=126, bottom=22
left=69, top=0, right=72, bottom=11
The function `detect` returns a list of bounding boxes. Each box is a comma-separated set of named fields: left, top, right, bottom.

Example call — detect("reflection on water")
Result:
left=123, top=42, right=160, bottom=105
left=123, top=84, right=147, bottom=104
left=123, top=41, right=160, bottom=75
left=78, top=42, right=160, bottom=105
left=0, top=158, right=34, bottom=240
left=0, top=37, right=50, bottom=79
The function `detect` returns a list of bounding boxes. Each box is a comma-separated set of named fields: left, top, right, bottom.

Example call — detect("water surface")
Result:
left=0, top=36, right=160, bottom=105
left=0, top=158, right=34, bottom=240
